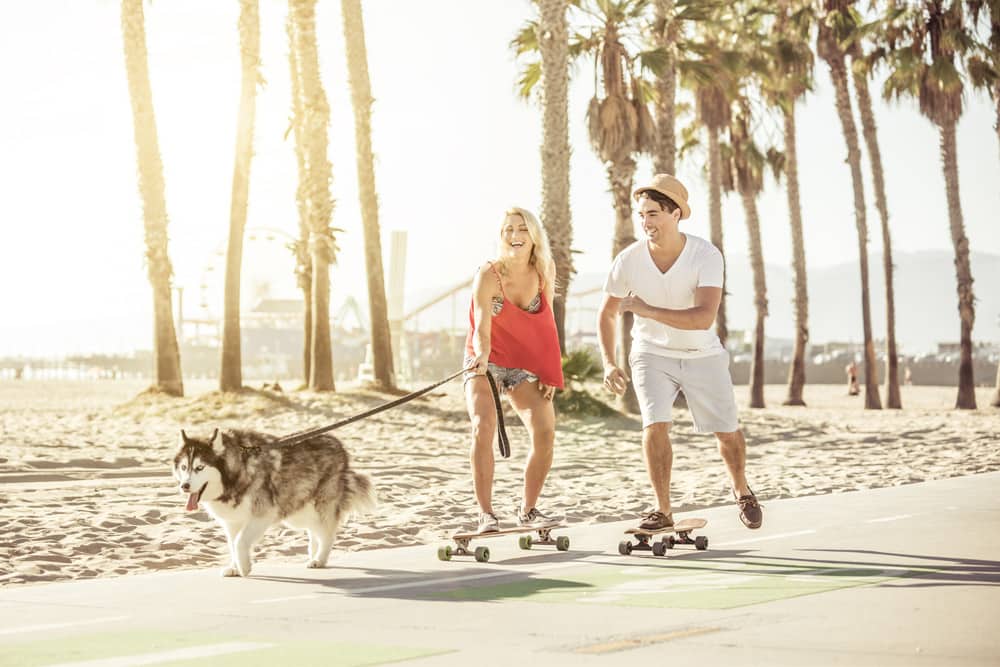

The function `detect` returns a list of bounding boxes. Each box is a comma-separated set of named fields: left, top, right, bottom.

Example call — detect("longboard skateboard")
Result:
left=438, top=522, right=569, bottom=562
left=618, top=518, right=708, bottom=557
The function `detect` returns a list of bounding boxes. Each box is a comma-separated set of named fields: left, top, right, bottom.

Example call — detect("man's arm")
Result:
left=619, top=286, right=722, bottom=330
left=597, top=293, right=628, bottom=395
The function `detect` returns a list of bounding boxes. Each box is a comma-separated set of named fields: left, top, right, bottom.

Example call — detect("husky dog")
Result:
left=172, top=428, right=376, bottom=577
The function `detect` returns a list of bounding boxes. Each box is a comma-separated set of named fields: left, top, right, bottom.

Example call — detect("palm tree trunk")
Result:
left=220, top=0, right=260, bottom=393
left=825, top=52, right=881, bottom=409
left=993, top=83, right=1000, bottom=407
left=782, top=106, right=808, bottom=406
left=287, top=7, right=311, bottom=387
left=737, top=179, right=767, bottom=409
left=939, top=118, right=977, bottom=409
left=341, top=0, right=394, bottom=390
left=608, top=157, right=640, bottom=414
left=538, top=0, right=573, bottom=354
left=852, top=67, right=901, bottom=408
left=653, top=0, right=676, bottom=175
left=707, top=126, right=727, bottom=348
left=291, top=0, right=336, bottom=391
left=121, top=0, right=183, bottom=397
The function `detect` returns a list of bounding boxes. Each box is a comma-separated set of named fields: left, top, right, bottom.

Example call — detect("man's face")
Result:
left=638, top=196, right=680, bottom=241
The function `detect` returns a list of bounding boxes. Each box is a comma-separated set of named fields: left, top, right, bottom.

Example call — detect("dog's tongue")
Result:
left=185, top=493, right=199, bottom=511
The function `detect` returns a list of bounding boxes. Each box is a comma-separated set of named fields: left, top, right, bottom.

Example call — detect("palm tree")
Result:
left=220, top=0, right=261, bottom=393
left=537, top=0, right=575, bottom=354
left=817, top=0, right=882, bottom=409
left=725, top=102, right=771, bottom=409
left=765, top=0, right=813, bottom=406
left=880, top=0, right=984, bottom=409
left=286, top=8, right=312, bottom=386
left=849, top=40, right=902, bottom=408
left=120, top=0, right=183, bottom=396
left=340, top=0, right=395, bottom=391
left=652, top=0, right=678, bottom=173
left=289, top=0, right=337, bottom=391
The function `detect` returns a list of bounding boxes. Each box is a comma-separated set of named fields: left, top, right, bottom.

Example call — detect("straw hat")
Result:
left=633, top=173, right=691, bottom=220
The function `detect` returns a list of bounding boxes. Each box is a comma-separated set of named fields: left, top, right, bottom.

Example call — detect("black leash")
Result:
left=274, top=368, right=511, bottom=458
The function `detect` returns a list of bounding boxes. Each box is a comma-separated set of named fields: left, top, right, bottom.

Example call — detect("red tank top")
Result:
left=464, top=264, right=564, bottom=388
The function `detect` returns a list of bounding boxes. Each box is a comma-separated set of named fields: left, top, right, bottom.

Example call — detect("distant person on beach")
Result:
left=597, top=174, right=763, bottom=531
left=846, top=361, right=860, bottom=396
left=463, top=207, right=565, bottom=534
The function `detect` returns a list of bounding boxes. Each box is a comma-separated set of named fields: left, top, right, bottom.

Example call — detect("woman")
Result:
left=464, top=207, right=564, bottom=534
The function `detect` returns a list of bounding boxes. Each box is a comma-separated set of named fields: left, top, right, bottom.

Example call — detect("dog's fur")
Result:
left=172, top=428, right=376, bottom=577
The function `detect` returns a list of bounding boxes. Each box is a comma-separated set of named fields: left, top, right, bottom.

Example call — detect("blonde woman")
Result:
left=463, top=207, right=564, bottom=534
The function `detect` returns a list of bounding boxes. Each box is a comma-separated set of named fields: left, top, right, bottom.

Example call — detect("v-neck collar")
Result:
left=645, top=233, right=689, bottom=276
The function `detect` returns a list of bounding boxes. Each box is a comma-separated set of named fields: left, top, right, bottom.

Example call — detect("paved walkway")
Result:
left=2, top=472, right=998, bottom=666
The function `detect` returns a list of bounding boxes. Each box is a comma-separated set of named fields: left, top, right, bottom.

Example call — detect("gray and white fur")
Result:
left=172, top=428, right=376, bottom=577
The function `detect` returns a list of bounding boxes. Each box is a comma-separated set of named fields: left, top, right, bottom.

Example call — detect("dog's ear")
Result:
left=210, top=428, right=224, bottom=454
left=180, top=429, right=190, bottom=444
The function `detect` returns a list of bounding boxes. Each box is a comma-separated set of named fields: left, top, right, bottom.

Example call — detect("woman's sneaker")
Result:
left=477, top=512, right=500, bottom=534
left=517, top=507, right=556, bottom=528
left=638, top=511, right=674, bottom=531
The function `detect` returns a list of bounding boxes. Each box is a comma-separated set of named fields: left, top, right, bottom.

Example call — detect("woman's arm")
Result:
left=468, top=264, right=496, bottom=374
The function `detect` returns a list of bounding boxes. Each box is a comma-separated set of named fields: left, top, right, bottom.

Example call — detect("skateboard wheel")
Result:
left=652, top=541, right=667, bottom=557
left=437, top=545, right=453, bottom=561
left=474, top=546, right=490, bottom=563
left=695, top=535, right=708, bottom=550
left=518, top=535, right=533, bottom=550
left=664, top=536, right=675, bottom=549
left=556, top=536, right=570, bottom=552
left=618, top=541, right=633, bottom=556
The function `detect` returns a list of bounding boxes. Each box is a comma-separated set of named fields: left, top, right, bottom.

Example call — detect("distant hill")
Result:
left=558, top=250, right=1000, bottom=354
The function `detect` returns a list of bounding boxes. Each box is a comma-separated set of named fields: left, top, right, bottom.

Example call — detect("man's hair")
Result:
left=641, top=189, right=680, bottom=214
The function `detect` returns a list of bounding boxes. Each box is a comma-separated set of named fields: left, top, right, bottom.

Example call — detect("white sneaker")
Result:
left=517, top=507, right=556, bottom=528
left=477, top=512, right=500, bottom=534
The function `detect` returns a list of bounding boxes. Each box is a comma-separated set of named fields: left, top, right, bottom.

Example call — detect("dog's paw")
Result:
left=306, top=559, right=328, bottom=569
left=220, top=566, right=241, bottom=577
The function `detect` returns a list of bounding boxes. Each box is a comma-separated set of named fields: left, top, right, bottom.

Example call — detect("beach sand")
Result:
left=1, top=378, right=998, bottom=586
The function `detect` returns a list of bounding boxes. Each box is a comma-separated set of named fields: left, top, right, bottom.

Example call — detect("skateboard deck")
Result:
left=438, top=522, right=569, bottom=562
left=619, top=517, right=708, bottom=556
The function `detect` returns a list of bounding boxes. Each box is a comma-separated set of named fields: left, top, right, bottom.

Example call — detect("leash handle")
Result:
left=486, top=371, right=510, bottom=459
left=275, top=368, right=466, bottom=447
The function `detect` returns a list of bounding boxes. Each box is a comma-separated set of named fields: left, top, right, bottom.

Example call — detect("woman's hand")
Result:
left=538, top=381, right=555, bottom=401
left=466, top=353, right=489, bottom=376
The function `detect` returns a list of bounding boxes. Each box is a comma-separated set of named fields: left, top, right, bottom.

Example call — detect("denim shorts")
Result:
left=463, top=356, right=538, bottom=394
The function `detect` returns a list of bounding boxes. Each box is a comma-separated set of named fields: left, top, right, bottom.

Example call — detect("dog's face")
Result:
left=173, top=429, right=225, bottom=511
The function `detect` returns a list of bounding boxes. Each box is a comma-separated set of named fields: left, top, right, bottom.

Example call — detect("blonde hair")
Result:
left=496, top=207, right=556, bottom=293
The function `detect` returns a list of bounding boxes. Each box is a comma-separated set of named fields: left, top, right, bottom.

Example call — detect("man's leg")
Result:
left=643, top=422, right=673, bottom=516
left=715, top=429, right=750, bottom=497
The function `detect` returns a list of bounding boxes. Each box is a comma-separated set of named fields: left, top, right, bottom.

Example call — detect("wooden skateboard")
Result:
left=438, top=522, right=569, bottom=563
left=618, top=518, right=708, bottom=557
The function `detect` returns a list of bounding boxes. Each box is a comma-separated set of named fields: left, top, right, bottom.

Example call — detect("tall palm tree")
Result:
left=880, top=0, right=983, bottom=409
left=538, top=0, right=574, bottom=354
left=286, top=8, right=311, bottom=386
left=850, top=42, right=902, bottom=408
left=121, top=0, right=183, bottom=396
left=340, top=0, right=395, bottom=390
left=289, top=0, right=337, bottom=391
left=220, top=0, right=261, bottom=393
left=652, top=0, right=678, bottom=173
left=725, top=103, right=771, bottom=409
left=817, top=0, right=882, bottom=409
left=765, top=0, right=813, bottom=406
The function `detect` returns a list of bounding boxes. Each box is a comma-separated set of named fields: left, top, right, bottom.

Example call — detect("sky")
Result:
left=1, top=0, right=998, bottom=357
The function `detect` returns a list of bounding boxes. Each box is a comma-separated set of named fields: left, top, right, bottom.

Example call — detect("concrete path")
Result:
left=2, top=472, right=998, bottom=666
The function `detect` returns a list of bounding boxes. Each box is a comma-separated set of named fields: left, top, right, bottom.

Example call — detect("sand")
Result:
left=1, top=378, right=998, bottom=586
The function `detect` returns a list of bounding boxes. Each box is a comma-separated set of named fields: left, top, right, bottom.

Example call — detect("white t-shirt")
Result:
left=603, top=234, right=724, bottom=359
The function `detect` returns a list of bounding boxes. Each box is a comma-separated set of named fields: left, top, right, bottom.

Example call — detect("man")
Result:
left=597, top=173, right=762, bottom=531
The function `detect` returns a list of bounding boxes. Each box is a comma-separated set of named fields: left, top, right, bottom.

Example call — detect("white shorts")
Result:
left=630, top=350, right=739, bottom=433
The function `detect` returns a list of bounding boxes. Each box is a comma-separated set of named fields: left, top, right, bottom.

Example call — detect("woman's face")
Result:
left=500, top=214, right=534, bottom=259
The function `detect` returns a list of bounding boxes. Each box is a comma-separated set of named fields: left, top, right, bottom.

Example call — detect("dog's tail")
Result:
left=344, top=469, right=377, bottom=518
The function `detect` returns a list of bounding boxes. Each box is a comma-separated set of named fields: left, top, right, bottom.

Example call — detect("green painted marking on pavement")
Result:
left=0, top=630, right=451, bottom=667
left=430, top=558, right=907, bottom=609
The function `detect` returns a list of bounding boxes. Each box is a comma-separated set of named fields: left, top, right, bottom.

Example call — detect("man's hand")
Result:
left=603, top=364, right=629, bottom=396
left=618, top=294, right=649, bottom=317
